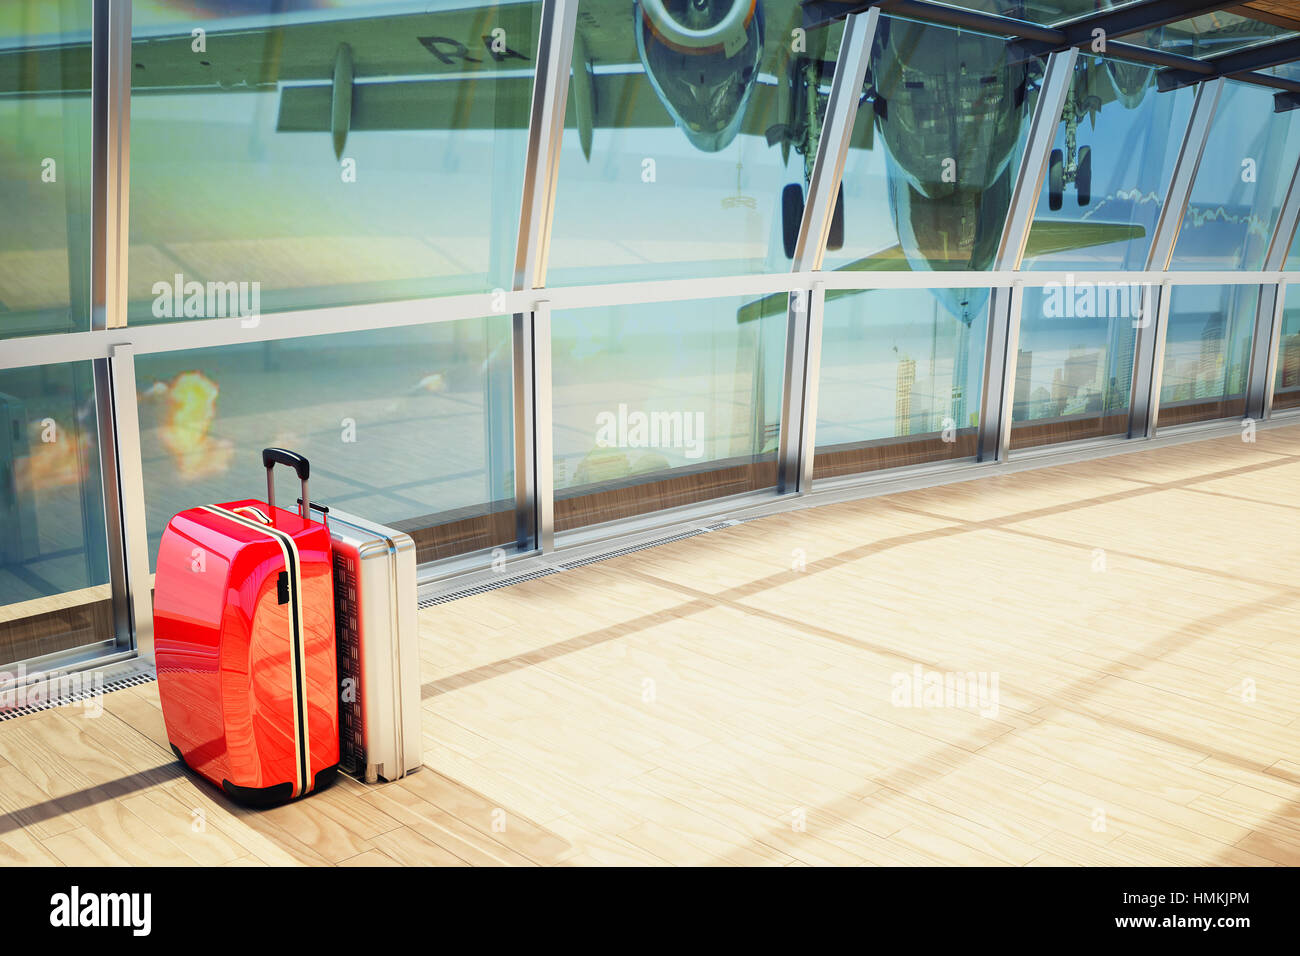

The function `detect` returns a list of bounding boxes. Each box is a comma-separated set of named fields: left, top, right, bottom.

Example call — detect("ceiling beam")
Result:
left=802, top=0, right=1300, bottom=95
left=1053, top=0, right=1235, bottom=45
left=1158, top=34, right=1300, bottom=91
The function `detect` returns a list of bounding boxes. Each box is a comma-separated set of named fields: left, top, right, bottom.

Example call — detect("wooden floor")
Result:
left=5, top=424, right=1300, bottom=865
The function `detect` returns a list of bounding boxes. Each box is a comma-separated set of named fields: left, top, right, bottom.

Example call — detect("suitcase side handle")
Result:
left=262, top=447, right=310, bottom=520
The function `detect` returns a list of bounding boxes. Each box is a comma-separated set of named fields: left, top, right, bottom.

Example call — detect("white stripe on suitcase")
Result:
left=200, top=505, right=312, bottom=798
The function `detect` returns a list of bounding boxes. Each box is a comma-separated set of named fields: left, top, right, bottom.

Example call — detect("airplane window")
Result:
left=545, top=0, right=847, bottom=285
left=1021, top=58, right=1195, bottom=272
left=1170, top=80, right=1300, bottom=272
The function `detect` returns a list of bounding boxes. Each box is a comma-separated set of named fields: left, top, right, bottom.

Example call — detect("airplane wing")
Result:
left=1022, top=219, right=1145, bottom=259
left=736, top=220, right=1146, bottom=323
left=0, top=2, right=542, bottom=97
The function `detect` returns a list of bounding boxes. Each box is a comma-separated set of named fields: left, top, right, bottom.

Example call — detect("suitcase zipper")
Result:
left=202, top=505, right=313, bottom=799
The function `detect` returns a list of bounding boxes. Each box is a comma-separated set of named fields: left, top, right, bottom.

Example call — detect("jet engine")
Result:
left=635, top=0, right=765, bottom=152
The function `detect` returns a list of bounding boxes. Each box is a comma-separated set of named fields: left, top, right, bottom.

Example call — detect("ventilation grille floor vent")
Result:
left=0, top=670, right=156, bottom=722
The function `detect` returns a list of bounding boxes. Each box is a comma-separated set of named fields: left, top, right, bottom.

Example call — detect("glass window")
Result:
left=0, top=1, right=93, bottom=339
left=545, top=1, right=845, bottom=284
left=814, top=287, right=988, bottom=479
left=823, top=15, right=1037, bottom=274
left=128, top=1, right=541, bottom=323
left=135, top=316, right=515, bottom=568
left=1273, top=282, right=1300, bottom=412
left=1158, top=284, right=1260, bottom=428
left=918, top=2, right=1145, bottom=29
left=1114, top=12, right=1295, bottom=58
left=1010, top=283, right=1141, bottom=449
left=551, top=295, right=784, bottom=531
left=0, top=361, right=113, bottom=668
left=1171, top=81, right=1300, bottom=272
left=1286, top=220, right=1300, bottom=271
left=1021, top=60, right=1195, bottom=271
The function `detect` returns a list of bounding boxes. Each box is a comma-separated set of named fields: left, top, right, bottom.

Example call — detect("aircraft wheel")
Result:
left=1048, top=149, right=1064, bottom=212
left=782, top=183, right=804, bottom=259
left=827, top=183, right=845, bottom=252
left=1076, top=145, right=1092, bottom=207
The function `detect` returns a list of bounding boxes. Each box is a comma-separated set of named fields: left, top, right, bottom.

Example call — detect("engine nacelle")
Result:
left=635, top=0, right=764, bottom=152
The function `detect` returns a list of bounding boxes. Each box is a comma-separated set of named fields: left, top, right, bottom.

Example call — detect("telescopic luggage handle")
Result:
left=262, top=448, right=310, bottom=519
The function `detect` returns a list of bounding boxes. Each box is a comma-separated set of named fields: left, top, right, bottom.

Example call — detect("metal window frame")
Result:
left=779, top=7, right=879, bottom=494
left=89, top=0, right=139, bottom=654
left=978, top=48, right=1078, bottom=463
left=1130, top=78, right=1223, bottom=439
left=1250, top=154, right=1300, bottom=420
left=510, top=0, right=577, bottom=554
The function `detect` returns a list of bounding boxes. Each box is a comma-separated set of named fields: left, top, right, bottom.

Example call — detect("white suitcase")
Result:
left=312, top=503, right=422, bottom=783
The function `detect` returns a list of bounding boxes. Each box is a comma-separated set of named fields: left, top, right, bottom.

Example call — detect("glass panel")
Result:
left=1021, top=60, right=1194, bottom=271
left=1171, top=81, right=1300, bottom=271
left=1115, top=12, right=1295, bottom=57
left=925, top=2, right=1145, bottom=28
left=823, top=15, right=1037, bottom=274
left=813, top=287, right=988, bottom=479
left=128, top=1, right=541, bottom=322
left=552, top=296, right=784, bottom=530
left=0, top=361, right=113, bottom=668
left=1157, top=284, right=1259, bottom=428
left=0, top=0, right=93, bottom=339
left=136, top=317, right=515, bottom=568
left=1287, top=220, right=1300, bottom=271
left=545, top=1, right=845, bottom=284
left=1009, top=283, right=1141, bottom=449
left=1273, top=282, right=1300, bottom=411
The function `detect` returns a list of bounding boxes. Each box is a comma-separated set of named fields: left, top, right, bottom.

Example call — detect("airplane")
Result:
left=0, top=0, right=1163, bottom=331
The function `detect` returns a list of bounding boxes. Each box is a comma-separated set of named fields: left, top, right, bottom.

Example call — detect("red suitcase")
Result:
left=155, top=448, right=340, bottom=805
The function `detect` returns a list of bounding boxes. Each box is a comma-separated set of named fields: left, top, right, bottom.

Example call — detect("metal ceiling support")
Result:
left=779, top=8, right=879, bottom=495
left=793, top=8, right=879, bottom=273
left=808, top=0, right=1300, bottom=95
left=976, top=49, right=1076, bottom=463
left=1247, top=154, right=1300, bottom=420
left=1145, top=79, right=1223, bottom=272
left=1159, top=35, right=1300, bottom=92
left=511, top=0, right=577, bottom=555
left=513, top=0, right=578, bottom=292
left=1053, top=0, right=1234, bottom=42
left=994, top=48, right=1079, bottom=270
left=107, top=344, right=154, bottom=659
left=1130, top=78, right=1223, bottom=438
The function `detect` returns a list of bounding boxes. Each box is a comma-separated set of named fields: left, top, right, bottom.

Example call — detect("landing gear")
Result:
left=1076, top=145, right=1091, bottom=207
left=828, top=184, right=845, bottom=252
left=1048, top=91, right=1092, bottom=210
left=781, top=182, right=845, bottom=259
left=782, top=183, right=804, bottom=259
left=1049, top=149, right=1064, bottom=212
